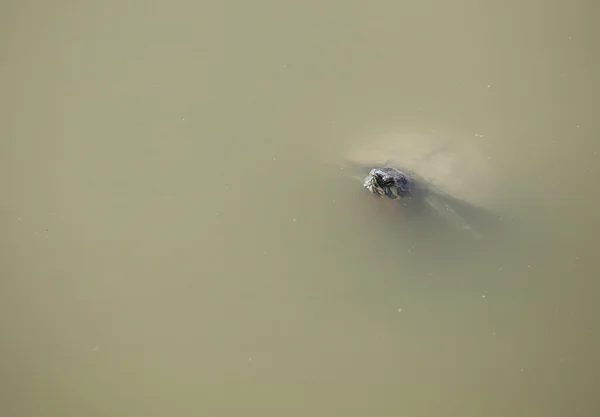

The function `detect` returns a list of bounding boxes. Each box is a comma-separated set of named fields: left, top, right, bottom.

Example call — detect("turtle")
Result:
left=360, top=165, right=486, bottom=238
left=338, top=132, right=512, bottom=239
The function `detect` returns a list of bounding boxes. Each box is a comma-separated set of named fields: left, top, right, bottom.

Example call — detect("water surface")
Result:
left=2, top=1, right=599, bottom=416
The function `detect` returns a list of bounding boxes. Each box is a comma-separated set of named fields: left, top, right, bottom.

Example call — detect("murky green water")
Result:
left=2, top=1, right=599, bottom=416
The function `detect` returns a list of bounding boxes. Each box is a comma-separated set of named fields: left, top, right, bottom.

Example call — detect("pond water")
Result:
left=2, top=1, right=599, bottom=416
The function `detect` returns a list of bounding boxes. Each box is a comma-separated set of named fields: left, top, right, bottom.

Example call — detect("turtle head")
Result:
left=363, top=167, right=413, bottom=200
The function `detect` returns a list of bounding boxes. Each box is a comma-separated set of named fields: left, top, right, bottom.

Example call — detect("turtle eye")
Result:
left=380, top=175, right=394, bottom=186
left=372, top=174, right=386, bottom=187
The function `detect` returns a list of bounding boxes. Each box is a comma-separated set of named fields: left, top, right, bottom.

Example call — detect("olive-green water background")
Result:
left=2, top=1, right=599, bottom=416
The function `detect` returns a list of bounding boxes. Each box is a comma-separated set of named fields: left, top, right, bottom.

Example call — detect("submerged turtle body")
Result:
left=361, top=165, right=486, bottom=238
left=342, top=133, right=510, bottom=238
